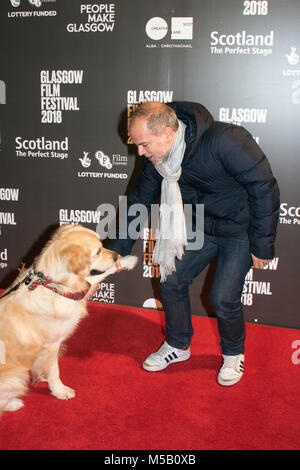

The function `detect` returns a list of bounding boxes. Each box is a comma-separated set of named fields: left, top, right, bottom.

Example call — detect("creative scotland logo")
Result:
left=145, top=16, right=193, bottom=48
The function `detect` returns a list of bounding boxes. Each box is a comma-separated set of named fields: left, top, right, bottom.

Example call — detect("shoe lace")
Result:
left=223, top=355, right=241, bottom=369
left=157, top=342, right=174, bottom=360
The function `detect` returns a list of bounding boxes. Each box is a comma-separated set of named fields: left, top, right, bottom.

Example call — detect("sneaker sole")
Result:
left=217, top=373, right=243, bottom=386
left=142, top=352, right=191, bottom=372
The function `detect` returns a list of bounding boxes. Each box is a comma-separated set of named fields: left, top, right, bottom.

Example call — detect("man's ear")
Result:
left=164, top=126, right=176, bottom=141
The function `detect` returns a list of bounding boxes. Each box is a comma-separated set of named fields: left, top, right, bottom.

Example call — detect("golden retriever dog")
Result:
left=0, top=224, right=137, bottom=414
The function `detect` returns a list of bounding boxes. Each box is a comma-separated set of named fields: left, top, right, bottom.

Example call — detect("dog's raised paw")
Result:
left=51, top=384, right=76, bottom=400
left=119, top=255, right=138, bottom=270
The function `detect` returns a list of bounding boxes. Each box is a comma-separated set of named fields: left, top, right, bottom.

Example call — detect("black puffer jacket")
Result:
left=108, top=101, right=279, bottom=259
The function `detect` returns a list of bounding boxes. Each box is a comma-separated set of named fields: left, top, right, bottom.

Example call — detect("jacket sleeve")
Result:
left=106, top=158, right=162, bottom=256
left=217, top=126, right=280, bottom=259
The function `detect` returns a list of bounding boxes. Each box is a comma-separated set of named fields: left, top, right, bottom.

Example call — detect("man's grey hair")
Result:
left=129, top=101, right=179, bottom=135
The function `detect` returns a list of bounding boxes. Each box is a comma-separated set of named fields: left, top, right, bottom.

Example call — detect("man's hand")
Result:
left=251, top=253, right=271, bottom=269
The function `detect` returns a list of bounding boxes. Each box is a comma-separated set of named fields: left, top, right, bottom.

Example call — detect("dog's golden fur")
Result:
left=0, top=224, right=137, bottom=414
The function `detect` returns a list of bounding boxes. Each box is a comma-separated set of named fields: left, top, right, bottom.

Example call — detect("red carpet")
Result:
left=0, top=302, right=299, bottom=450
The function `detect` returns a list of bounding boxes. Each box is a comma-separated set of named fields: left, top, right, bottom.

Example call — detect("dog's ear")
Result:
left=61, top=244, right=91, bottom=275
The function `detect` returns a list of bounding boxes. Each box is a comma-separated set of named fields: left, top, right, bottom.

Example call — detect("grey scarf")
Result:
left=152, top=119, right=187, bottom=282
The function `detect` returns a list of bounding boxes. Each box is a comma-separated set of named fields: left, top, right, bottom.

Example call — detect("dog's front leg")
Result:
left=32, top=343, right=75, bottom=400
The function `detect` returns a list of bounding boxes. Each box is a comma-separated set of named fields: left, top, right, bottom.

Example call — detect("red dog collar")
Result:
left=27, top=273, right=88, bottom=300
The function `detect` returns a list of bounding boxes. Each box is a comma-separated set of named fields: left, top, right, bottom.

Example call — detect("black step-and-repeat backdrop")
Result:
left=1, top=0, right=299, bottom=329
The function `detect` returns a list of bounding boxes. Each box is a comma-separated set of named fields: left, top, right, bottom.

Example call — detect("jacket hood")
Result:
left=168, top=101, right=214, bottom=153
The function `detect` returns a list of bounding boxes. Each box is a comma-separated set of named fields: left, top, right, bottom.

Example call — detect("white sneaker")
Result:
left=217, top=354, right=244, bottom=386
left=143, top=341, right=191, bottom=372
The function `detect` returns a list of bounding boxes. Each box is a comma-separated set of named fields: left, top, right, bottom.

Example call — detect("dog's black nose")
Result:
left=113, top=253, right=119, bottom=262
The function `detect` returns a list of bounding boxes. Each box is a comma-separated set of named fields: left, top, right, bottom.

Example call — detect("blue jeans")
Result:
left=159, top=234, right=252, bottom=355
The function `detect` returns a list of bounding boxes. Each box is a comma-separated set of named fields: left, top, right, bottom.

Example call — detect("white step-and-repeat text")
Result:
left=1, top=0, right=299, bottom=328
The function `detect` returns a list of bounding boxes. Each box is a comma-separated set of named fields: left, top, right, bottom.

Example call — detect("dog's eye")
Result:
left=96, top=247, right=102, bottom=255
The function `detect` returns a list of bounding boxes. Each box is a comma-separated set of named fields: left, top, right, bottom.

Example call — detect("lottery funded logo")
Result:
left=8, top=0, right=57, bottom=18
left=78, top=148, right=128, bottom=180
